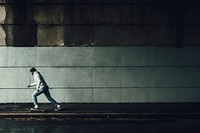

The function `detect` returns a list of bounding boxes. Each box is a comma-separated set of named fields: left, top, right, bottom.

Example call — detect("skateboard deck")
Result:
left=25, top=108, right=61, bottom=112
left=26, top=108, right=45, bottom=112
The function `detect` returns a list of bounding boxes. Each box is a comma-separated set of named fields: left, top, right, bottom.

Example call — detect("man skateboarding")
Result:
left=28, top=67, right=61, bottom=111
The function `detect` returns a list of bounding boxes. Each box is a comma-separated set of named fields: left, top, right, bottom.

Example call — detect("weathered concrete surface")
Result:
left=0, top=5, right=6, bottom=45
left=94, top=26, right=121, bottom=46
left=121, top=4, right=171, bottom=24
left=183, top=25, right=200, bottom=45
left=65, top=25, right=93, bottom=46
left=1, top=0, right=200, bottom=46
left=37, top=47, right=94, bottom=66
left=0, top=47, right=199, bottom=103
left=13, top=25, right=37, bottom=47
left=0, top=47, right=200, bottom=66
left=93, top=4, right=121, bottom=24
left=33, top=5, right=64, bottom=24
left=3, top=25, right=13, bottom=45
left=37, top=26, right=64, bottom=46
left=93, top=25, right=175, bottom=46
left=0, top=26, right=6, bottom=45
left=0, top=0, right=5, bottom=3
left=0, top=5, right=6, bottom=24
left=65, top=5, right=93, bottom=24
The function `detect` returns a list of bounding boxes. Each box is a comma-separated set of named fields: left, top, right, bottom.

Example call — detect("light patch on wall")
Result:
left=0, top=25, right=6, bottom=45
left=37, top=26, right=64, bottom=46
left=0, top=5, right=6, bottom=23
left=0, top=5, right=6, bottom=45
left=59, top=43, right=64, bottom=46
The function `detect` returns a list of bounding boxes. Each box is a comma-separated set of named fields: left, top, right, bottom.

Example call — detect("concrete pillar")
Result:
left=0, top=5, right=6, bottom=45
left=0, top=26, right=6, bottom=45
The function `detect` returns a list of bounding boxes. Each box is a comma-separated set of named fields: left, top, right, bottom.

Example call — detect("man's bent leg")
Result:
left=44, top=86, right=58, bottom=106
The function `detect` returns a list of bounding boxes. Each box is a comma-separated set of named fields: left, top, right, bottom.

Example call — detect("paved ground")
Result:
left=0, top=103, right=200, bottom=121
left=0, top=103, right=200, bottom=133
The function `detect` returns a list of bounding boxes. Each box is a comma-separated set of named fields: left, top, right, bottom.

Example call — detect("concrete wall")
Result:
left=0, top=47, right=200, bottom=103
left=1, top=0, right=200, bottom=46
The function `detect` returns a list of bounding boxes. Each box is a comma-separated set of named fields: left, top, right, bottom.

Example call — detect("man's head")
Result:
left=30, top=67, right=37, bottom=75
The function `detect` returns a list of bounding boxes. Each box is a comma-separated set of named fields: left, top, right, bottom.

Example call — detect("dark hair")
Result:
left=30, top=67, right=37, bottom=72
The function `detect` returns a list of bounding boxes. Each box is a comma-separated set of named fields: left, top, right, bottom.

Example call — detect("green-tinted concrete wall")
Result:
left=0, top=47, right=200, bottom=103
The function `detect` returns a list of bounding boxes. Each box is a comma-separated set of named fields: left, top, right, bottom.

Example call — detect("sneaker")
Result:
left=55, top=104, right=61, bottom=111
left=31, top=105, right=39, bottom=110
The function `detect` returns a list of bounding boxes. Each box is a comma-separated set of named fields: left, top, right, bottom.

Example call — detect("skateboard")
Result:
left=26, top=108, right=45, bottom=113
left=25, top=107, right=61, bottom=112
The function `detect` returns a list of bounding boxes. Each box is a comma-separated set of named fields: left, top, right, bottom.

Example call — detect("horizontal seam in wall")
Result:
left=0, top=87, right=200, bottom=89
left=0, top=66, right=199, bottom=68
